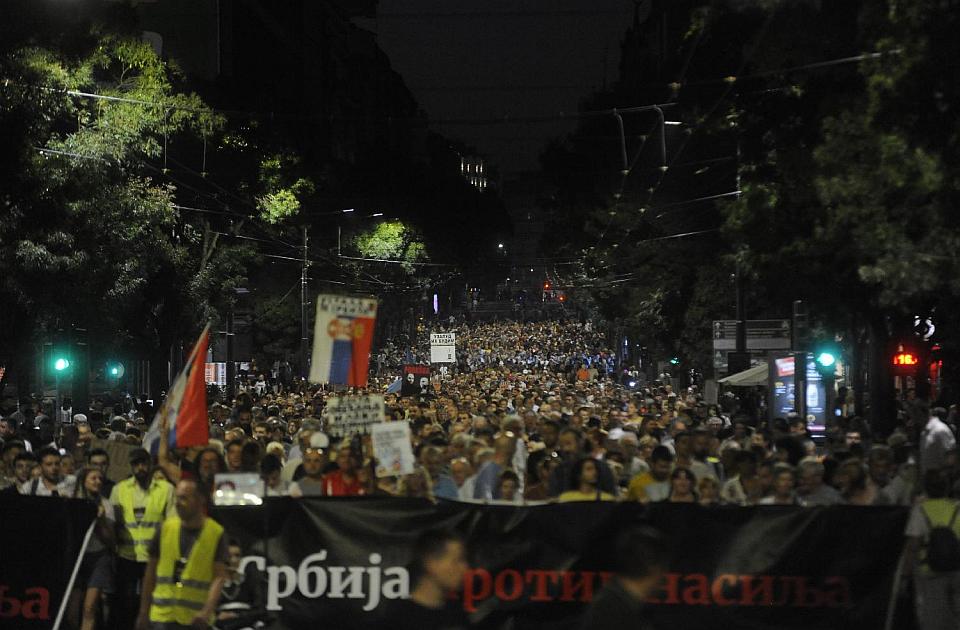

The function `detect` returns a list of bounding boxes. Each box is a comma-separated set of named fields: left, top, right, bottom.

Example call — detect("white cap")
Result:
left=72, top=413, right=88, bottom=424
left=309, top=432, right=330, bottom=449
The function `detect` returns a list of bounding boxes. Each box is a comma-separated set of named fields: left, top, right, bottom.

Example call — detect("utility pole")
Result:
left=300, top=226, right=310, bottom=380
left=226, top=304, right=234, bottom=401
left=727, top=139, right=751, bottom=376
left=792, top=300, right=808, bottom=418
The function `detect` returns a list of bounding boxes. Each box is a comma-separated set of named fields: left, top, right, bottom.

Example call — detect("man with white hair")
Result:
left=796, top=457, right=843, bottom=506
left=617, top=431, right=648, bottom=482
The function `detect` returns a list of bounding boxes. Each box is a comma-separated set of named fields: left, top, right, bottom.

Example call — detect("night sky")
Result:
left=356, top=0, right=637, bottom=174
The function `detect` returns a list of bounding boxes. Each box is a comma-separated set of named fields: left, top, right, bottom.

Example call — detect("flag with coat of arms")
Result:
left=310, top=294, right=378, bottom=388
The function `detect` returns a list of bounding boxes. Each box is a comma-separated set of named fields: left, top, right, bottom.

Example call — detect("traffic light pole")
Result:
left=794, top=352, right=806, bottom=420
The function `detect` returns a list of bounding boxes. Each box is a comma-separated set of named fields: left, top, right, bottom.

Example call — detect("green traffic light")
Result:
left=816, top=352, right=836, bottom=368
left=669, top=357, right=680, bottom=365
left=110, top=366, right=119, bottom=376
left=54, top=358, right=70, bottom=371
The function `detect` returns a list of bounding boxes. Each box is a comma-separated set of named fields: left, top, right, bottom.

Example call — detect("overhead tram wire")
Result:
left=611, top=9, right=779, bottom=251
left=11, top=49, right=899, bottom=130
left=594, top=10, right=707, bottom=250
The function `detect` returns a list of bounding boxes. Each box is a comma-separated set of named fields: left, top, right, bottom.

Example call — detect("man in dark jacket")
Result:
left=580, top=526, right=668, bottom=630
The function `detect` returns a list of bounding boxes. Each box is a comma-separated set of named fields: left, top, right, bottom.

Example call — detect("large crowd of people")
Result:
left=0, top=318, right=957, bottom=629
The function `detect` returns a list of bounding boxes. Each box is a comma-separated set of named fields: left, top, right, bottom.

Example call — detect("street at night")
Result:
left=1, top=1, right=958, bottom=629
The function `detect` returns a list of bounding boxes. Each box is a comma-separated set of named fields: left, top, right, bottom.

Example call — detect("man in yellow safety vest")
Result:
left=110, top=447, right=175, bottom=629
left=137, top=477, right=228, bottom=630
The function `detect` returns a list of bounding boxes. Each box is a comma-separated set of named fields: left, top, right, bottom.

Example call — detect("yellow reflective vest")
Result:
left=114, top=477, right=172, bottom=562
left=150, top=516, right=224, bottom=625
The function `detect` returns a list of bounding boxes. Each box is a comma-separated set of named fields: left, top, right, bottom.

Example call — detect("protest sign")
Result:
left=430, top=332, right=457, bottom=364
left=370, top=421, right=415, bottom=478
left=400, top=365, right=431, bottom=397
left=322, top=394, right=385, bottom=436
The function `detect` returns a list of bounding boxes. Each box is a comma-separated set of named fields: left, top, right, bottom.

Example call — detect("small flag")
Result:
left=144, top=324, right=210, bottom=454
left=310, top=295, right=378, bottom=388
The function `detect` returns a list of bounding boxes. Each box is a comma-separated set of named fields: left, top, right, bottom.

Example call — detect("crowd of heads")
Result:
left=0, top=319, right=951, bottom=509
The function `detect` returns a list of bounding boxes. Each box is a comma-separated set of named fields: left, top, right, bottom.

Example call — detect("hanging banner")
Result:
left=370, top=421, right=415, bottom=477
left=322, top=394, right=385, bottom=437
left=0, top=496, right=96, bottom=630
left=430, top=332, right=457, bottom=364
left=213, top=500, right=908, bottom=630
left=310, top=295, right=378, bottom=387
left=400, top=365, right=432, bottom=398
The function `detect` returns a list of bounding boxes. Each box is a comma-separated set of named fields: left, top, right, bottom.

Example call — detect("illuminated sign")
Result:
left=892, top=352, right=919, bottom=367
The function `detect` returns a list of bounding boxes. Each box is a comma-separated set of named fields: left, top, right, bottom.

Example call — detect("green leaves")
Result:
left=353, top=220, right=429, bottom=275
left=255, top=154, right=315, bottom=224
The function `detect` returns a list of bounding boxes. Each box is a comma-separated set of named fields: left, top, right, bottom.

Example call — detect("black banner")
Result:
left=0, top=495, right=96, bottom=629
left=213, top=498, right=909, bottom=630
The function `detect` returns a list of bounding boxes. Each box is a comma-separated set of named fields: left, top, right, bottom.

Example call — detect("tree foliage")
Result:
left=0, top=35, right=254, bottom=381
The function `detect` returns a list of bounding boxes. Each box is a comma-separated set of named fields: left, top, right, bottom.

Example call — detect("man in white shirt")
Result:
left=20, top=446, right=75, bottom=496
left=921, top=407, right=956, bottom=474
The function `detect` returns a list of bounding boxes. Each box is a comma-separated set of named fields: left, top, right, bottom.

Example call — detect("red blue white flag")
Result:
left=310, top=295, right=378, bottom=388
left=145, top=324, right=210, bottom=453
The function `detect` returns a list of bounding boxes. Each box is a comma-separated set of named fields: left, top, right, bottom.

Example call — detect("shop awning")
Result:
left=718, top=363, right=768, bottom=386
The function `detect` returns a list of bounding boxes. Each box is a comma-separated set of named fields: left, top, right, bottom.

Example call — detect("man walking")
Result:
left=137, top=478, right=229, bottom=630
left=20, top=446, right=75, bottom=496
left=905, top=469, right=960, bottom=630
left=111, top=448, right=175, bottom=629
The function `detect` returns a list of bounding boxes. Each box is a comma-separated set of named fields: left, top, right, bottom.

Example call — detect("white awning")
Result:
left=718, top=363, right=768, bottom=386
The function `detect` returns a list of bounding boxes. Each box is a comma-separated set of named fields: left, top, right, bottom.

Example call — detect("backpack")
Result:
left=923, top=503, right=960, bottom=572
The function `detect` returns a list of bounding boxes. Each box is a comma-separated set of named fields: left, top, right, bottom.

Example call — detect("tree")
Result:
left=0, top=34, right=255, bottom=396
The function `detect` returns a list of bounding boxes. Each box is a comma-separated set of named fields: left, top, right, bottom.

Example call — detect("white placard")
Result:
left=371, top=421, right=415, bottom=478
left=430, top=332, right=457, bottom=364
left=213, top=473, right=264, bottom=506
left=322, top=394, right=385, bottom=436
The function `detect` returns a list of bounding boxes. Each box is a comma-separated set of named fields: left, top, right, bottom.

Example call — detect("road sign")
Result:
left=712, top=319, right=791, bottom=351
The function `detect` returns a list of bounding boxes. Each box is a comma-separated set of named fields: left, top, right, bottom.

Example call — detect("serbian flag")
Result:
left=310, top=294, right=377, bottom=387
left=145, top=324, right=210, bottom=453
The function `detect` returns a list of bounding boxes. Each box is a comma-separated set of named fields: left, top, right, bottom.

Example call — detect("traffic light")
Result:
left=669, top=357, right=680, bottom=365
left=49, top=327, right=71, bottom=376
left=813, top=343, right=838, bottom=378
left=106, top=362, right=125, bottom=379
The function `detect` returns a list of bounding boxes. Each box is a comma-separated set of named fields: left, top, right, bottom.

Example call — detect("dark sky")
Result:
left=356, top=0, right=637, bottom=174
